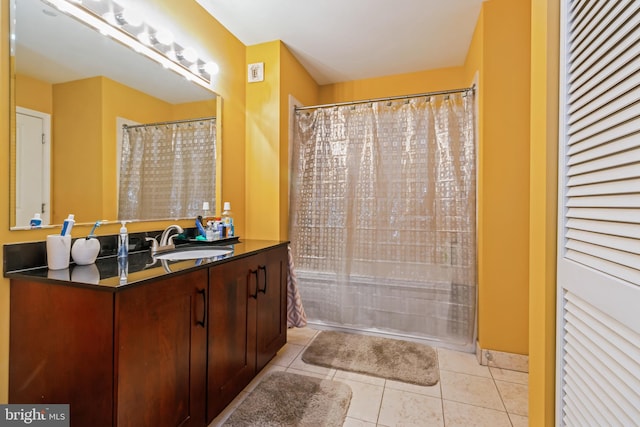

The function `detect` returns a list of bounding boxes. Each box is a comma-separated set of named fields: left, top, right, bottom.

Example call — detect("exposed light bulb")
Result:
left=153, top=28, right=174, bottom=46
left=116, top=8, right=142, bottom=26
left=137, top=31, right=151, bottom=46
left=177, top=47, right=198, bottom=64
left=203, top=61, right=219, bottom=75
left=165, top=48, right=177, bottom=62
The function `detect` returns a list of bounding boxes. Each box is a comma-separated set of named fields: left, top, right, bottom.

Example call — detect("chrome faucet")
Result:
left=156, top=224, right=184, bottom=252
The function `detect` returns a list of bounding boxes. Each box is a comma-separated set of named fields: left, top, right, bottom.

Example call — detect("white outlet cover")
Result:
left=248, top=62, right=264, bottom=82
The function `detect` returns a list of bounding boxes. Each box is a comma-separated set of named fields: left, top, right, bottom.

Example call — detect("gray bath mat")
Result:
left=222, top=371, right=352, bottom=426
left=302, top=330, right=439, bottom=386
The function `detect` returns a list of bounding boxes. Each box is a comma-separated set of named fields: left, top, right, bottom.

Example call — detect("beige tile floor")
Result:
left=210, top=326, right=529, bottom=427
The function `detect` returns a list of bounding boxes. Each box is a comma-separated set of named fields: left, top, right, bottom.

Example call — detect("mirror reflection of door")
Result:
left=16, top=107, right=51, bottom=228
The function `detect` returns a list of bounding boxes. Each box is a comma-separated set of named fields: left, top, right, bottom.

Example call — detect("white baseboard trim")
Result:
left=475, top=341, right=528, bottom=372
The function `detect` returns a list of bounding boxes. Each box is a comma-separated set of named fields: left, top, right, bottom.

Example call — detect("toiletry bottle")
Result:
left=30, top=213, right=42, bottom=229
left=214, top=219, right=223, bottom=239
left=196, top=216, right=208, bottom=237
left=61, top=214, right=75, bottom=236
left=202, top=202, right=212, bottom=225
left=205, top=223, right=215, bottom=241
left=221, top=202, right=234, bottom=237
left=118, top=221, right=129, bottom=260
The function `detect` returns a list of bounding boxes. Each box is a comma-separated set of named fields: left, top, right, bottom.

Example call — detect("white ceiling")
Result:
left=195, top=0, right=485, bottom=85
left=15, top=0, right=484, bottom=101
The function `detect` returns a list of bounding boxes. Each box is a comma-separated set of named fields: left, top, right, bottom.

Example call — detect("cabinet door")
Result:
left=207, top=257, right=258, bottom=422
left=256, top=246, right=288, bottom=371
left=116, top=270, right=207, bottom=427
left=9, top=280, right=114, bottom=427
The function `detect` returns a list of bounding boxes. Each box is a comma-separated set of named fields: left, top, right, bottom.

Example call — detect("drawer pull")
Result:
left=258, top=265, right=267, bottom=294
left=249, top=269, right=259, bottom=299
left=196, top=288, right=206, bottom=327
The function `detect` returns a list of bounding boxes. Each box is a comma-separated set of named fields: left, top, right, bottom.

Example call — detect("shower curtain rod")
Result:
left=294, top=85, right=475, bottom=112
left=122, top=116, right=216, bottom=130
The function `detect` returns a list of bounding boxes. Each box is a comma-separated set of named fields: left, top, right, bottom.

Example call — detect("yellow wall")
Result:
left=529, top=0, right=559, bottom=424
left=15, top=74, right=52, bottom=113
left=245, top=41, right=319, bottom=241
left=1, top=0, right=10, bottom=403
left=319, top=66, right=466, bottom=104
left=474, top=0, right=532, bottom=355
left=0, top=0, right=247, bottom=402
left=173, top=99, right=218, bottom=120
left=245, top=41, right=281, bottom=240
left=52, top=78, right=104, bottom=223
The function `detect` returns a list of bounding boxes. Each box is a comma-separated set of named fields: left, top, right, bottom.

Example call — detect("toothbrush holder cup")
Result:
left=71, top=237, right=101, bottom=265
left=46, top=235, right=72, bottom=270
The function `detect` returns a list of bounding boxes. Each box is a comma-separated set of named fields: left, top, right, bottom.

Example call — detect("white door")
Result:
left=556, top=1, right=640, bottom=425
left=15, top=108, right=51, bottom=227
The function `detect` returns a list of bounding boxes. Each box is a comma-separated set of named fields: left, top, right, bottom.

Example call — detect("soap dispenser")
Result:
left=118, top=221, right=129, bottom=260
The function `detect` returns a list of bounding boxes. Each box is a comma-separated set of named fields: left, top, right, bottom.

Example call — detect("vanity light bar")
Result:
left=42, top=0, right=217, bottom=90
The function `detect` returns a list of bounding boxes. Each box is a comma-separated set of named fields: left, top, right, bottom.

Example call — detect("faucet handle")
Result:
left=145, top=236, right=159, bottom=254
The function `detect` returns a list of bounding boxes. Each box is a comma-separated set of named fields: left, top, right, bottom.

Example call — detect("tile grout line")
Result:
left=439, top=362, right=447, bottom=427
left=376, top=380, right=387, bottom=427
left=488, top=363, right=514, bottom=425
left=272, top=329, right=529, bottom=426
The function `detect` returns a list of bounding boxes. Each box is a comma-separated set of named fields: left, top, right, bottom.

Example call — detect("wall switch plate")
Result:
left=248, top=62, right=264, bottom=82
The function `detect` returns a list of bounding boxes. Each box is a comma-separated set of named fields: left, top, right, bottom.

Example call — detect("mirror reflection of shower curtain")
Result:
left=290, top=93, right=476, bottom=349
left=118, top=118, right=216, bottom=221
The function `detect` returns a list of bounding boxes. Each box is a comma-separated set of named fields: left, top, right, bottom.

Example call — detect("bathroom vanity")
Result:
left=5, top=239, right=288, bottom=427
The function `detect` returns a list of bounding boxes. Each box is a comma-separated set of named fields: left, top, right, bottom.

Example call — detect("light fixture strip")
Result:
left=41, top=0, right=213, bottom=89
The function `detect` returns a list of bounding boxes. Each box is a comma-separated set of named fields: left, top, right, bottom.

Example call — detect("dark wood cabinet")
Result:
left=256, top=245, right=288, bottom=371
left=115, top=270, right=208, bottom=427
left=9, top=269, right=208, bottom=427
left=9, top=281, right=115, bottom=426
left=9, top=242, right=288, bottom=427
left=207, top=254, right=258, bottom=420
left=206, top=245, right=288, bottom=422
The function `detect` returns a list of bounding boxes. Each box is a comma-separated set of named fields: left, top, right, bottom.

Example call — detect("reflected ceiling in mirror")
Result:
left=16, top=0, right=217, bottom=104
left=11, top=0, right=221, bottom=230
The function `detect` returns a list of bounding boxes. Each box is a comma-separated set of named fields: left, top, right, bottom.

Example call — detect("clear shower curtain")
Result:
left=290, top=93, right=476, bottom=349
left=118, top=118, right=216, bottom=221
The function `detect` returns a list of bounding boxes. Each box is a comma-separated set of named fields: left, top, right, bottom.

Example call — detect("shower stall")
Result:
left=289, top=88, right=477, bottom=351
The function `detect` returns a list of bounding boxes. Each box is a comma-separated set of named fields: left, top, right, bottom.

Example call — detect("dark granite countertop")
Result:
left=4, top=239, right=288, bottom=291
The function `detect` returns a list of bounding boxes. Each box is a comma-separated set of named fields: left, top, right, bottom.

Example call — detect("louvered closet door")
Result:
left=557, top=1, right=640, bottom=425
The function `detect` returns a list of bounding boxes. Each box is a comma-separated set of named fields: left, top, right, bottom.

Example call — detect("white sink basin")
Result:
left=154, top=247, right=233, bottom=261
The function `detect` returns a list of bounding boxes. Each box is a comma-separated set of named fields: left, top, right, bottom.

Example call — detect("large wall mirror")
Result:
left=10, top=0, right=221, bottom=230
